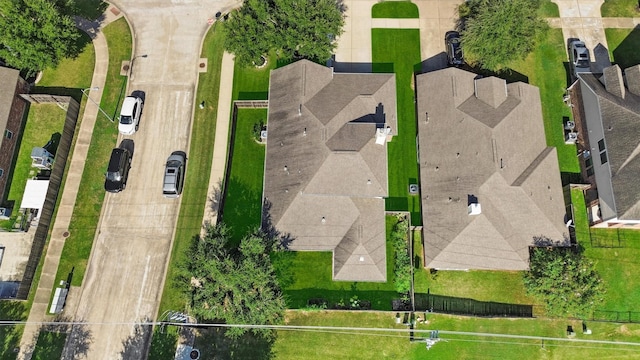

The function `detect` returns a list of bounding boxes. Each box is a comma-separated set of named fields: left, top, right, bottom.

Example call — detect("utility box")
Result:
left=31, top=147, right=54, bottom=170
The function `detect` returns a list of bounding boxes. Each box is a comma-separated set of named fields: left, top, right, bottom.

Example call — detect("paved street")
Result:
left=59, top=1, right=239, bottom=358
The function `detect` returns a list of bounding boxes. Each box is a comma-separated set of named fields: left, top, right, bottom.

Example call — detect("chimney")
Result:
left=625, top=65, right=640, bottom=97
left=603, top=65, right=625, bottom=99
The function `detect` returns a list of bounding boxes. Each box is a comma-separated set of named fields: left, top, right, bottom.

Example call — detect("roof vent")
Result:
left=468, top=203, right=482, bottom=215
left=359, top=256, right=365, bottom=262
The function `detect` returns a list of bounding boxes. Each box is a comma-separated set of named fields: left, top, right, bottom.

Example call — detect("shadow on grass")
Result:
left=148, top=327, right=179, bottom=360
left=282, top=289, right=398, bottom=311
left=220, top=167, right=263, bottom=246
left=71, top=0, right=109, bottom=21
left=0, top=300, right=26, bottom=359
left=31, top=331, right=66, bottom=360
left=193, top=327, right=275, bottom=360
left=611, top=25, right=640, bottom=69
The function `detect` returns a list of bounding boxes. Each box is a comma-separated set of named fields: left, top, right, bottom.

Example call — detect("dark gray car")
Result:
left=105, top=147, right=132, bottom=193
left=163, top=151, right=186, bottom=198
left=445, top=31, right=464, bottom=66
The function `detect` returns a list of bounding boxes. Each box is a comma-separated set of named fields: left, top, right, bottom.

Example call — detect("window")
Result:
left=600, top=151, right=608, bottom=164
left=0, top=168, right=4, bottom=177
left=585, top=157, right=594, bottom=177
left=4, top=130, right=12, bottom=139
left=598, top=139, right=606, bottom=152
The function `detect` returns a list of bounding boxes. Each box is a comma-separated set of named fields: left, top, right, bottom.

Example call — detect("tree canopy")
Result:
left=524, top=244, right=605, bottom=318
left=179, top=223, right=285, bottom=339
left=0, top=0, right=80, bottom=75
left=224, top=0, right=345, bottom=66
left=458, top=0, right=548, bottom=70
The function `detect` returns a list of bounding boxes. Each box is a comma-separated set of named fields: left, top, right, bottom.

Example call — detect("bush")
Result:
left=391, top=216, right=411, bottom=294
left=524, top=244, right=605, bottom=318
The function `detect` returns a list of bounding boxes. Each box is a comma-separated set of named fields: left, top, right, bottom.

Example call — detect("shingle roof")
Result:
left=416, top=68, right=567, bottom=270
left=0, top=67, right=21, bottom=129
left=577, top=66, right=640, bottom=221
left=263, top=60, right=397, bottom=281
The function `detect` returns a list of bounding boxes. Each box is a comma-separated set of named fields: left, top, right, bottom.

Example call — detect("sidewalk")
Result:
left=201, top=51, right=235, bottom=235
left=17, top=7, right=122, bottom=360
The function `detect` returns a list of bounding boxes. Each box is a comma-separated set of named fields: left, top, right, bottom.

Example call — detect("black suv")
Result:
left=104, top=147, right=132, bottom=193
left=445, top=31, right=464, bottom=66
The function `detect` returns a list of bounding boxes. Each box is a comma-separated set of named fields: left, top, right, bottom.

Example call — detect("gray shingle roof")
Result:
left=416, top=68, right=567, bottom=270
left=0, top=67, right=21, bottom=129
left=263, top=60, right=397, bottom=281
left=577, top=66, right=640, bottom=221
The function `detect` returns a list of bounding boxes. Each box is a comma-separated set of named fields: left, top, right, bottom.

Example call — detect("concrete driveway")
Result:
left=61, top=0, right=239, bottom=358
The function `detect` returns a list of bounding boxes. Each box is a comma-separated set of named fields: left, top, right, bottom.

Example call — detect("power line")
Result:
left=3, top=320, right=640, bottom=349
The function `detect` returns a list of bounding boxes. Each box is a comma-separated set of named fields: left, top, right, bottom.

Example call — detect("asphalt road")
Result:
left=62, top=1, right=239, bottom=358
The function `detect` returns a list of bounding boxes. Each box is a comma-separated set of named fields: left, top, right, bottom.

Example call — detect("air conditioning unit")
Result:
left=0, top=207, right=11, bottom=220
left=565, top=132, right=578, bottom=144
left=565, top=121, right=575, bottom=130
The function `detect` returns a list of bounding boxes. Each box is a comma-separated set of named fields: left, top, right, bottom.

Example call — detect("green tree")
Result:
left=524, top=244, right=605, bottom=318
left=224, top=0, right=344, bottom=66
left=459, top=0, right=548, bottom=70
left=179, top=223, right=285, bottom=339
left=0, top=0, right=80, bottom=75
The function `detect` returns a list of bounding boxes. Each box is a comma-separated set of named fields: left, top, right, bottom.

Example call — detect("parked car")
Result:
left=569, top=39, right=591, bottom=79
left=118, top=96, right=143, bottom=135
left=163, top=151, right=186, bottom=198
left=445, top=31, right=464, bottom=66
left=104, top=147, right=132, bottom=193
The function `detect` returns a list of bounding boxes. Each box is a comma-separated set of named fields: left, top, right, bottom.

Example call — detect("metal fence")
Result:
left=590, top=310, right=640, bottom=323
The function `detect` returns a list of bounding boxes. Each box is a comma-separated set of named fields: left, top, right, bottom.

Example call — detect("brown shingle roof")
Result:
left=417, top=68, right=567, bottom=270
left=263, top=60, right=396, bottom=281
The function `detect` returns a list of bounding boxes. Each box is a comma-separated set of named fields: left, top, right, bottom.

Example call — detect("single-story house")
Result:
left=568, top=64, right=640, bottom=228
left=262, top=60, right=397, bottom=281
left=416, top=67, right=567, bottom=270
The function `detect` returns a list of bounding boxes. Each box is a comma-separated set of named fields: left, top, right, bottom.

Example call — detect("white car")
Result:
left=118, top=96, right=143, bottom=135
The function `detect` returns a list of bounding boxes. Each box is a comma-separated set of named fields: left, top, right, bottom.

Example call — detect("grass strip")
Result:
left=54, top=18, right=131, bottom=288
left=372, top=1, right=419, bottom=19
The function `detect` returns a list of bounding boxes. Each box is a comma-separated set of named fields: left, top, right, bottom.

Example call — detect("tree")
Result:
left=524, top=244, right=605, bottom=318
left=0, top=0, right=80, bottom=75
left=224, top=0, right=345, bottom=66
left=178, top=223, right=286, bottom=339
left=458, top=0, right=548, bottom=70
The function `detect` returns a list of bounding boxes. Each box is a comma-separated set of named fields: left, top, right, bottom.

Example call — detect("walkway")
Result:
left=201, top=51, right=235, bottom=235
left=17, top=7, right=122, bottom=360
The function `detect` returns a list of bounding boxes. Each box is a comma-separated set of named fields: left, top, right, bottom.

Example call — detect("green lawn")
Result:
left=539, top=0, right=560, bottom=17
left=372, top=29, right=422, bottom=224
left=222, top=109, right=267, bottom=243
left=413, top=231, right=535, bottom=306
left=53, top=17, right=131, bottom=290
left=606, top=28, right=640, bottom=70
left=601, top=0, right=640, bottom=17
left=571, top=189, right=640, bottom=313
left=31, top=331, right=66, bottom=360
left=508, top=29, right=580, bottom=174
left=372, top=1, right=419, bottom=18
left=274, top=215, right=399, bottom=310
left=2, top=104, right=66, bottom=229
left=156, top=22, right=226, bottom=316
left=274, top=311, right=640, bottom=359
